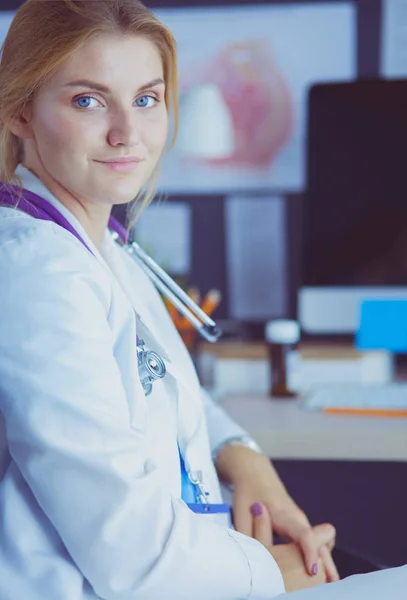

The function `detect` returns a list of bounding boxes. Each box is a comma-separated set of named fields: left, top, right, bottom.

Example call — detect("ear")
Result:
left=7, top=111, right=34, bottom=139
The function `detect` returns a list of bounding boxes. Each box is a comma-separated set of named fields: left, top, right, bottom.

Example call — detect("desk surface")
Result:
left=219, top=395, right=407, bottom=461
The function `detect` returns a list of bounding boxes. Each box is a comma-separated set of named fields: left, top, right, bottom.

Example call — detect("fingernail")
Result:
left=250, top=502, right=263, bottom=517
left=312, top=563, right=318, bottom=576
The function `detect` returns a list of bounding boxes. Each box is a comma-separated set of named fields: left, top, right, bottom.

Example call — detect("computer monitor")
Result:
left=299, top=79, right=407, bottom=334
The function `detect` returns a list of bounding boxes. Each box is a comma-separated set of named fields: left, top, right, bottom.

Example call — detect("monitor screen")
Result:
left=300, top=79, right=407, bottom=333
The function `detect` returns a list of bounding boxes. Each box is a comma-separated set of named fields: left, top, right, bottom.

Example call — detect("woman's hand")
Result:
left=215, top=444, right=339, bottom=582
left=247, top=496, right=338, bottom=583
left=255, top=500, right=338, bottom=584
left=268, top=542, right=327, bottom=593
left=251, top=500, right=332, bottom=593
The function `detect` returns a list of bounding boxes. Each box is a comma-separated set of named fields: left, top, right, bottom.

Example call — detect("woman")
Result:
left=0, top=1, right=341, bottom=598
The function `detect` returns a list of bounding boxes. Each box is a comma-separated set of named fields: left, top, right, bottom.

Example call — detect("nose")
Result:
left=107, top=106, right=141, bottom=148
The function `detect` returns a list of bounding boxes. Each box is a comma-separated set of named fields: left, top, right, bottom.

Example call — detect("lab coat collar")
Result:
left=14, top=165, right=171, bottom=361
left=15, top=165, right=106, bottom=262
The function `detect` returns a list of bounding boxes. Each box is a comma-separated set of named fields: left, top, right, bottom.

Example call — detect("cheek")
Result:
left=145, top=111, right=169, bottom=153
left=33, top=107, right=87, bottom=156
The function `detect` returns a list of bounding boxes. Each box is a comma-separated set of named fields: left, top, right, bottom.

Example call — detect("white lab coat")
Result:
left=0, top=166, right=285, bottom=600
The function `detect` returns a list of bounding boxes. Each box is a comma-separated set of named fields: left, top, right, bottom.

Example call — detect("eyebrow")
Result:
left=64, top=77, right=165, bottom=93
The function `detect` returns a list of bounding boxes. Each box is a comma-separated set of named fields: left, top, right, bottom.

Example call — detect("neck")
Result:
left=65, top=200, right=110, bottom=250
left=23, top=164, right=110, bottom=251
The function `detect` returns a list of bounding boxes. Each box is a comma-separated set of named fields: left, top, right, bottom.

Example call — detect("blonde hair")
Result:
left=0, top=0, right=178, bottom=217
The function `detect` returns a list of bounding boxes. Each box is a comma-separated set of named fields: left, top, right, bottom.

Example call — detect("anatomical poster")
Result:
left=155, top=2, right=356, bottom=193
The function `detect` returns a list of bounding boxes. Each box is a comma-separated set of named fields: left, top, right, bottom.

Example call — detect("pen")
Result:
left=163, top=295, right=180, bottom=326
left=178, top=287, right=201, bottom=329
left=179, top=289, right=221, bottom=332
left=201, top=289, right=221, bottom=317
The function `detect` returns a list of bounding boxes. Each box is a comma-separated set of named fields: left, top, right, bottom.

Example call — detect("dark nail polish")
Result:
left=250, top=502, right=263, bottom=517
left=312, top=563, right=318, bottom=576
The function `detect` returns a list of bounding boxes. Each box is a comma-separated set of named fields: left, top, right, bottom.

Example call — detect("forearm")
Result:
left=202, top=389, right=293, bottom=507
left=215, top=443, right=290, bottom=504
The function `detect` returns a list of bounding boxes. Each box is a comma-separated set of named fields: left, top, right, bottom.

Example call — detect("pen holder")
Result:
left=163, top=287, right=221, bottom=360
left=178, top=324, right=200, bottom=356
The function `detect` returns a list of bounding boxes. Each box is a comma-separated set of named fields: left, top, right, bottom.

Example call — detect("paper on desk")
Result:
left=225, top=195, right=287, bottom=320
left=132, top=201, right=191, bottom=276
left=303, top=382, right=407, bottom=413
left=381, top=0, right=407, bottom=77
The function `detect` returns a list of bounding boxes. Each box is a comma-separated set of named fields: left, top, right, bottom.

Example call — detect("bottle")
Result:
left=265, top=319, right=300, bottom=398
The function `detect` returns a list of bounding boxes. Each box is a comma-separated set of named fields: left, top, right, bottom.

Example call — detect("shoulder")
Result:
left=0, top=208, right=112, bottom=308
left=0, top=206, right=85, bottom=256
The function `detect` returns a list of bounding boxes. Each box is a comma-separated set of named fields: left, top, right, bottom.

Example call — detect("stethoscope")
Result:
left=0, top=184, right=223, bottom=398
left=109, top=216, right=222, bottom=344
left=108, top=215, right=223, bottom=398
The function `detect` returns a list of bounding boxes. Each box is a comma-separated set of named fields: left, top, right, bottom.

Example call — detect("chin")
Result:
left=100, top=181, right=142, bottom=206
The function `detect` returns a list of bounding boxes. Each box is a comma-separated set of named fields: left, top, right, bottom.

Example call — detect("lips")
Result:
left=94, top=157, right=143, bottom=173
left=97, top=156, right=142, bottom=163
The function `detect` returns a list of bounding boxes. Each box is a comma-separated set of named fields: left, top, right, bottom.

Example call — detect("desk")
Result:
left=219, top=395, right=407, bottom=570
left=219, top=395, right=407, bottom=461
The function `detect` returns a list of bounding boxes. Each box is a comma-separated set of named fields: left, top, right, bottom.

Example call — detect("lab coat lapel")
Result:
left=101, top=234, right=197, bottom=399
left=100, top=233, right=173, bottom=362
left=102, top=234, right=206, bottom=469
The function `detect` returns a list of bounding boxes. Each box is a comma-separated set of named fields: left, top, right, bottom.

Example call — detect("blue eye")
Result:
left=136, top=95, right=157, bottom=108
left=74, top=96, right=99, bottom=109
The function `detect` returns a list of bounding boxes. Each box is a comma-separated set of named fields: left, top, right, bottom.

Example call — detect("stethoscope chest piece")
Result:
left=136, top=338, right=166, bottom=396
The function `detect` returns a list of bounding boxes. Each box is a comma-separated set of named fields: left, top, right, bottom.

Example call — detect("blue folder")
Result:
left=356, top=300, right=407, bottom=352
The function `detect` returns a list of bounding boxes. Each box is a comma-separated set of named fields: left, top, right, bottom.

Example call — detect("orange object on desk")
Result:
left=177, top=287, right=201, bottom=329
left=164, top=287, right=221, bottom=352
left=323, top=407, right=407, bottom=418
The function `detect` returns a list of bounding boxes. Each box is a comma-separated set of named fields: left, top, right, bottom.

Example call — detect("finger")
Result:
left=320, top=546, right=340, bottom=582
left=310, top=523, right=336, bottom=549
left=327, top=537, right=335, bottom=552
left=299, top=523, right=336, bottom=576
left=232, top=496, right=253, bottom=537
left=251, top=502, right=274, bottom=547
left=271, top=507, right=311, bottom=543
